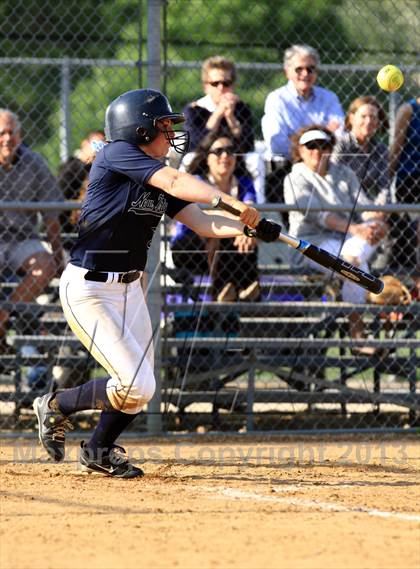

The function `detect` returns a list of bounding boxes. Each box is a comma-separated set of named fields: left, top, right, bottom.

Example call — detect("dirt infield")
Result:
left=1, top=436, right=419, bottom=569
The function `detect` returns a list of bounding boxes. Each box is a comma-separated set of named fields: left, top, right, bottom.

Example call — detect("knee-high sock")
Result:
left=53, top=377, right=114, bottom=415
left=52, top=378, right=138, bottom=457
left=85, top=410, right=138, bottom=458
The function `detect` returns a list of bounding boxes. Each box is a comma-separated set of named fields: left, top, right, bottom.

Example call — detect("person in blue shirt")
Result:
left=389, top=91, right=420, bottom=275
left=261, top=44, right=344, bottom=205
left=171, top=132, right=260, bottom=302
left=32, top=89, right=279, bottom=478
left=390, top=94, right=420, bottom=204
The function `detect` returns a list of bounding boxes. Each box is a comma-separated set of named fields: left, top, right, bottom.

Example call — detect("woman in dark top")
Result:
left=333, top=96, right=389, bottom=203
left=183, top=55, right=254, bottom=153
left=171, top=132, right=260, bottom=302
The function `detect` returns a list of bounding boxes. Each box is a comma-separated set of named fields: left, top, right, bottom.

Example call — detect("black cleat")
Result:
left=79, top=442, right=144, bottom=479
left=33, top=393, right=73, bottom=462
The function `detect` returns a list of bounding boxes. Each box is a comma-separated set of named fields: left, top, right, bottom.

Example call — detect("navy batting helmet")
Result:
left=104, top=89, right=189, bottom=154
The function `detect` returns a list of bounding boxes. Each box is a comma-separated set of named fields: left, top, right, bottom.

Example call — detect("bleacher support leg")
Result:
left=246, top=354, right=256, bottom=432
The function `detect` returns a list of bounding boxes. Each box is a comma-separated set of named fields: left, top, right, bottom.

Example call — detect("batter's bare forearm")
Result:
left=199, top=214, right=244, bottom=238
left=151, top=167, right=244, bottom=211
left=178, top=207, right=244, bottom=239
left=171, top=171, right=244, bottom=211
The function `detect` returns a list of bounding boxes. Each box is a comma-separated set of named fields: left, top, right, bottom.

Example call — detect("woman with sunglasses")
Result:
left=284, top=125, right=388, bottom=353
left=171, top=132, right=260, bottom=302
left=183, top=56, right=254, bottom=154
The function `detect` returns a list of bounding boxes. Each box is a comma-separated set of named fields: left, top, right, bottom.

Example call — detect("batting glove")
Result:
left=244, top=218, right=281, bottom=242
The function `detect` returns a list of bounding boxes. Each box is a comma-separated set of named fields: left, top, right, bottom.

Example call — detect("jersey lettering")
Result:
left=70, top=140, right=190, bottom=272
left=128, top=192, right=168, bottom=217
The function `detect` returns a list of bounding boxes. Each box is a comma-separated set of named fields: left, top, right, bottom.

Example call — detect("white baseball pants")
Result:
left=59, top=263, right=156, bottom=414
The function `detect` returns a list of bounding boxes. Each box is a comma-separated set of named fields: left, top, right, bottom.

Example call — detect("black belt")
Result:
left=84, top=271, right=141, bottom=284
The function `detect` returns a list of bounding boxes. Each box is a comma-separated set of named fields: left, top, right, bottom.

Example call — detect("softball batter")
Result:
left=33, top=89, right=279, bottom=478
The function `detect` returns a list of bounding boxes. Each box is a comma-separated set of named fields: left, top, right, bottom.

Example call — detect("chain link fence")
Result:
left=0, top=0, right=419, bottom=433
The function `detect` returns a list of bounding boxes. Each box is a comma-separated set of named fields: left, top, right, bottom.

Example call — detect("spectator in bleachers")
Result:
left=389, top=89, right=420, bottom=272
left=284, top=125, right=388, bottom=353
left=333, top=96, right=389, bottom=202
left=0, top=109, right=64, bottom=352
left=171, top=132, right=260, bottom=302
left=417, top=220, right=420, bottom=296
left=261, top=44, right=345, bottom=204
left=180, top=56, right=268, bottom=203
left=58, top=129, right=105, bottom=232
left=333, top=95, right=417, bottom=271
left=390, top=92, right=420, bottom=205
left=183, top=56, right=254, bottom=154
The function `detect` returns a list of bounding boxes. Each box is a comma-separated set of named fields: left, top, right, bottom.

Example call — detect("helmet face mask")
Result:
left=105, top=89, right=190, bottom=154
left=167, top=129, right=190, bottom=154
left=154, top=120, right=190, bottom=154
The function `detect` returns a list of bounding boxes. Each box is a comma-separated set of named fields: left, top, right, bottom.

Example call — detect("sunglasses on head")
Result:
left=304, top=140, right=331, bottom=150
left=208, top=145, right=236, bottom=157
left=207, top=80, right=233, bottom=88
left=294, top=65, right=317, bottom=75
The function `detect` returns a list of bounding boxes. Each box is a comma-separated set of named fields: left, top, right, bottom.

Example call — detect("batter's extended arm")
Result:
left=212, top=197, right=384, bottom=295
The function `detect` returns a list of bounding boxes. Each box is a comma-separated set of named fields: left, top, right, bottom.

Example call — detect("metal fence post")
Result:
left=146, top=0, right=163, bottom=435
left=59, top=57, right=71, bottom=163
left=389, top=91, right=402, bottom=147
left=246, top=353, right=256, bottom=432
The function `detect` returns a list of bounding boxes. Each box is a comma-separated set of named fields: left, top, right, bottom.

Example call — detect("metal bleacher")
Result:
left=1, top=263, right=419, bottom=432
left=0, top=293, right=96, bottom=428
left=160, top=267, right=420, bottom=431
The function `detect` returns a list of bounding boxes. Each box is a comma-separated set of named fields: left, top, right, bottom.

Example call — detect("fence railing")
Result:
left=1, top=0, right=419, bottom=434
left=2, top=56, right=419, bottom=161
left=1, top=201, right=419, bottom=433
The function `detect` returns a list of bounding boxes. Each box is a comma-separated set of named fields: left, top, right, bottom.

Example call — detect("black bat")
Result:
left=212, top=197, right=384, bottom=295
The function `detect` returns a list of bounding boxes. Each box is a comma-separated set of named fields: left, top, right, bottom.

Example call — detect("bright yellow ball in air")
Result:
left=376, top=65, right=404, bottom=92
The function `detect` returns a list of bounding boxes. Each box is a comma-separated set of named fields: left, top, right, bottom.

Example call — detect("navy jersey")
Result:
left=70, top=140, right=191, bottom=272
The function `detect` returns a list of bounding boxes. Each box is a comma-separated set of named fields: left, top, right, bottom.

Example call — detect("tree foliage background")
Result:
left=0, top=0, right=418, bottom=170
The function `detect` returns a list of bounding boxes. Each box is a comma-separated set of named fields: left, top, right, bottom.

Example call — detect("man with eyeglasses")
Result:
left=183, top=55, right=254, bottom=154
left=261, top=44, right=344, bottom=205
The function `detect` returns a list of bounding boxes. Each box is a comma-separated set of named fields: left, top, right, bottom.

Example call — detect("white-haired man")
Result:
left=261, top=44, right=345, bottom=203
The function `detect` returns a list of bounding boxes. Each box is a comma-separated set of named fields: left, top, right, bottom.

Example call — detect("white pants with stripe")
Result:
left=59, top=263, right=156, bottom=414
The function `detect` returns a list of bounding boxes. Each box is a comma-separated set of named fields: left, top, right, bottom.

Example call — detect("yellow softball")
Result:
left=376, top=65, right=404, bottom=92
